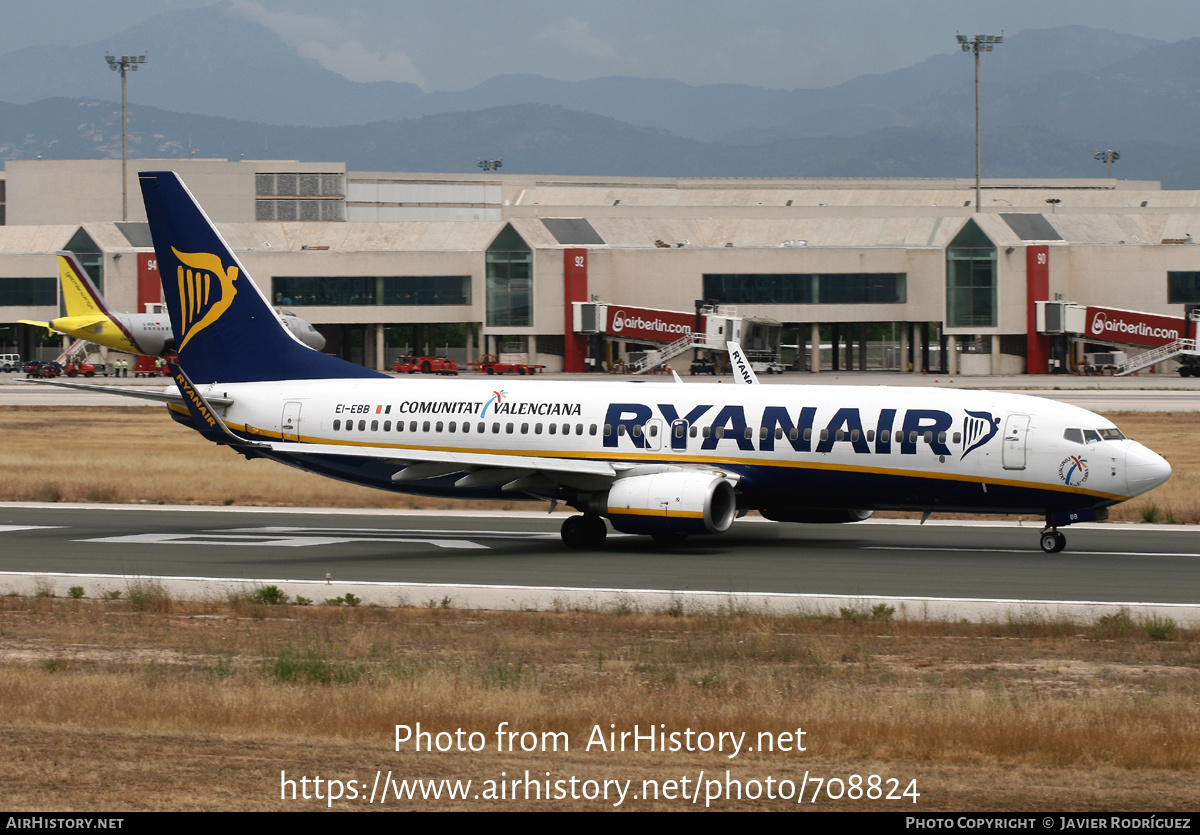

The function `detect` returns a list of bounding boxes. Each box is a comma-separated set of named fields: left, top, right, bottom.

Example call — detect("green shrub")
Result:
left=253, top=585, right=289, bottom=605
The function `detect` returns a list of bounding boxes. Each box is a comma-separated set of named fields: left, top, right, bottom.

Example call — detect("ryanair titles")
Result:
left=603, top=402, right=1000, bottom=458
left=173, top=371, right=217, bottom=428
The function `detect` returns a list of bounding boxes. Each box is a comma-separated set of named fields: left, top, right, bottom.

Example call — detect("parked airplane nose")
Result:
left=1125, top=442, right=1172, bottom=496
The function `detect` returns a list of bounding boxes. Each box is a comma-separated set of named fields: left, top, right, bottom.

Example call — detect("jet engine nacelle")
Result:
left=603, top=471, right=737, bottom=536
left=759, top=507, right=874, bottom=524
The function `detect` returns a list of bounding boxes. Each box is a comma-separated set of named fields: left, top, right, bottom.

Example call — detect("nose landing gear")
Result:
left=1039, top=528, right=1067, bottom=553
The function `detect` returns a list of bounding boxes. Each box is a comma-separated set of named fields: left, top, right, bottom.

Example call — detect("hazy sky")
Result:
left=6, top=0, right=1199, bottom=91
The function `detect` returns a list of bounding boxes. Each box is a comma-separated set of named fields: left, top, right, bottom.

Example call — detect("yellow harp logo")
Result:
left=173, top=247, right=238, bottom=351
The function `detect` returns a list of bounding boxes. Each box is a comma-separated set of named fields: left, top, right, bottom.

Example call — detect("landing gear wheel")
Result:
left=561, top=514, right=607, bottom=549
left=1040, top=530, right=1067, bottom=553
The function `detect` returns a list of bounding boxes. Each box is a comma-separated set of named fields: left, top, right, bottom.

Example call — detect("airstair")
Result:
left=629, top=332, right=721, bottom=375
left=55, top=339, right=90, bottom=365
left=55, top=339, right=107, bottom=368
left=1115, top=338, right=1199, bottom=376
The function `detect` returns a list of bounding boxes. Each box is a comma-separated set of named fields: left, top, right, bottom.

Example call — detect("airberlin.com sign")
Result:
left=606, top=307, right=693, bottom=342
left=1085, top=306, right=1185, bottom=348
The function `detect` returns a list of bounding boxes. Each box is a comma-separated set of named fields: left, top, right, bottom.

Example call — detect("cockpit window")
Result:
left=1065, top=427, right=1125, bottom=444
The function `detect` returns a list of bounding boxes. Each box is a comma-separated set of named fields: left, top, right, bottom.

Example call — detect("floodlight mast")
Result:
left=104, top=53, right=147, bottom=221
left=1094, top=149, right=1120, bottom=179
left=956, top=33, right=1002, bottom=214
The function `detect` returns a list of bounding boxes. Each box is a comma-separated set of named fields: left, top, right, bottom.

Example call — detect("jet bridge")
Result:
left=1037, top=301, right=1200, bottom=376
left=572, top=301, right=781, bottom=374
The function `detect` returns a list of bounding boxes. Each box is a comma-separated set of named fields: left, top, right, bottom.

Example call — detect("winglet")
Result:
left=726, top=341, right=760, bottom=384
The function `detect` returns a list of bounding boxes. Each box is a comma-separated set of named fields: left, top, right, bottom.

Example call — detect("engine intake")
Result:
left=604, top=471, right=737, bottom=536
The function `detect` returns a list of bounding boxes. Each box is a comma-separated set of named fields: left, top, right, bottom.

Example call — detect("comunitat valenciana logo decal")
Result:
left=173, top=247, right=238, bottom=350
left=481, top=390, right=507, bottom=418
left=1059, top=455, right=1089, bottom=486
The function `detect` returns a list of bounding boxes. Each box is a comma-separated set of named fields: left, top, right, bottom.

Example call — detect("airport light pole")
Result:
left=956, top=33, right=1002, bottom=214
left=105, top=53, right=147, bottom=221
left=1094, top=149, right=1120, bottom=179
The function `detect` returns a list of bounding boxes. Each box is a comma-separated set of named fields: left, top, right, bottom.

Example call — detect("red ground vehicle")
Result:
left=63, top=361, right=96, bottom=378
left=392, top=355, right=460, bottom=375
left=468, top=354, right=546, bottom=375
left=24, top=360, right=62, bottom=378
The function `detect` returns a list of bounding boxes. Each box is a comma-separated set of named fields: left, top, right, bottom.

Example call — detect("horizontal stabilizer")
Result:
left=18, top=377, right=233, bottom=407
left=17, top=320, right=55, bottom=336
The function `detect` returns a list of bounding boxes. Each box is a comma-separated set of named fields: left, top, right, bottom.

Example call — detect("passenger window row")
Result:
left=327, top=419, right=961, bottom=448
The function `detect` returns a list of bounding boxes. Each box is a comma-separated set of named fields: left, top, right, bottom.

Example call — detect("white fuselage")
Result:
left=191, top=377, right=1169, bottom=515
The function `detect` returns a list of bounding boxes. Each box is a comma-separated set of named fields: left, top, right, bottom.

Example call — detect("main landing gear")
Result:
left=561, top=514, right=607, bottom=550
left=1039, top=527, right=1067, bottom=553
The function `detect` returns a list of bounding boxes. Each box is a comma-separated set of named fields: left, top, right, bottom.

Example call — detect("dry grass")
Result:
left=0, top=406, right=1193, bottom=521
left=1, top=595, right=1197, bottom=810
left=0, top=406, right=502, bottom=510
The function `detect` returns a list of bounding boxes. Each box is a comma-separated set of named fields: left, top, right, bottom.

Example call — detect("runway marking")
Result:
left=77, top=532, right=489, bottom=550
left=220, top=526, right=564, bottom=540
left=866, top=546, right=1200, bottom=558
left=74, top=525, right=606, bottom=551
left=0, top=525, right=66, bottom=533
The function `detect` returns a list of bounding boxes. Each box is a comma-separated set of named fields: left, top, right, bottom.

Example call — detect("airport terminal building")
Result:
left=3, top=158, right=1200, bottom=375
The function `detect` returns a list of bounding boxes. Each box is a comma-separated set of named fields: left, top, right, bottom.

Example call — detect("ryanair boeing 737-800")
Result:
left=32, top=171, right=1173, bottom=553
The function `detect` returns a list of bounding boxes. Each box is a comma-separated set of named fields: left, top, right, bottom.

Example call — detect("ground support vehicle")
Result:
left=468, top=354, right=545, bottom=375
left=24, top=361, right=62, bottom=378
left=392, top=356, right=460, bottom=375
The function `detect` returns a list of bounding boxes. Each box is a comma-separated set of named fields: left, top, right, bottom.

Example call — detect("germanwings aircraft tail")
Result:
left=21, top=253, right=115, bottom=337
left=139, top=170, right=383, bottom=384
left=57, top=253, right=114, bottom=321
left=121, top=169, right=1174, bottom=554
left=20, top=253, right=145, bottom=354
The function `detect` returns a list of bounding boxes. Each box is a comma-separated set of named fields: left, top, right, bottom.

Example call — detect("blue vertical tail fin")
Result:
left=138, top=170, right=386, bottom=384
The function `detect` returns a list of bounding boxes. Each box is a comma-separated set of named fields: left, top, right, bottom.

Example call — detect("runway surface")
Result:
left=2, top=504, right=1196, bottom=621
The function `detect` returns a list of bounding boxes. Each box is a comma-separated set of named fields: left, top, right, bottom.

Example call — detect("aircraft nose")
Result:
left=1125, top=442, right=1171, bottom=496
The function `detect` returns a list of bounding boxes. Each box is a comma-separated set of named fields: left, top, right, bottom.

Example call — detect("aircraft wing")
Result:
left=258, top=438, right=626, bottom=488
left=255, top=438, right=740, bottom=494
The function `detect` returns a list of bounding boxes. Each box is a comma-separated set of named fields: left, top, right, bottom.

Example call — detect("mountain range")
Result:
left=1, top=2, right=1198, bottom=187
